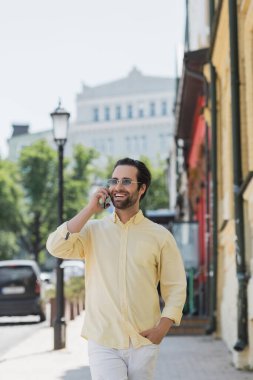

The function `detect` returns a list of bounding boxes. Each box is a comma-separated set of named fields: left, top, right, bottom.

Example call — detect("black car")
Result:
left=0, top=260, right=46, bottom=322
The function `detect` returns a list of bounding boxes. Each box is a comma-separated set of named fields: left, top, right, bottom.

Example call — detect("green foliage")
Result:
left=19, top=140, right=57, bottom=207
left=18, top=140, right=58, bottom=261
left=44, top=276, right=85, bottom=303
left=0, top=141, right=168, bottom=263
left=0, top=159, right=24, bottom=260
left=64, top=276, right=85, bottom=301
left=103, top=156, right=117, bottom=181
left=0, top=160, right=23, bottom=232
left=64, top=144, right=99, bottom=220
left=44, top=285, right=56, bottom=302
left=72, top=144, right=99, bottom=181
left=17, top=141, right=99, bottom=262
left=0, top=231, right=19, bottom=260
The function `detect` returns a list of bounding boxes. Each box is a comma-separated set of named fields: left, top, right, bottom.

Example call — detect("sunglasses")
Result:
left=107, top=178, right=141, bottom=187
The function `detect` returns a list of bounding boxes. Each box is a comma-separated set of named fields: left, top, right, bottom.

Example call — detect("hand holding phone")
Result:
left=98, top=195, right=111, bottom=209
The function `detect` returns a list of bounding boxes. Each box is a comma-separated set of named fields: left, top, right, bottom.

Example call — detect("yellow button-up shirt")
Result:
left=46, top=210, right=186, bottom=349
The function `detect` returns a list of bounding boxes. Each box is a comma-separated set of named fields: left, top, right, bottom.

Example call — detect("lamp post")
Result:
left=51, top=101, right=70, bottom=350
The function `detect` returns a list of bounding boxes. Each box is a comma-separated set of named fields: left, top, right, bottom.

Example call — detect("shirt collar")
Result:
left=111, top=209, right=144, bottom=225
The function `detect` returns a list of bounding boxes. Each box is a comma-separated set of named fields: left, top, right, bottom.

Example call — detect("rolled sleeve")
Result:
left=159, top=234, right=187, bottom=326
left=46, top=222, right=89, bottom=260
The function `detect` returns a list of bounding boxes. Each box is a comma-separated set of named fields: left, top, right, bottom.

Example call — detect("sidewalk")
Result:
left=0, top=312, right=252, bottom=380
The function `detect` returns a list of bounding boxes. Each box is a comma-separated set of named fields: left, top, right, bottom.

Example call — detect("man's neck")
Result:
left=115, top=207, right=140, bottom=224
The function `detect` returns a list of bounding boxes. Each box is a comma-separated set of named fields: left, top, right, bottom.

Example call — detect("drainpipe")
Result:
left=228, top=0, right=248, bottom=351
left=207, top=64, right=218, bottom=334
left=209, top=0, right=215, bottom=25
left=206, top=0, right=218, bottom=335
left=185, top=0, right=190, bottom=51
left=204, top=122, right=211, bottom=317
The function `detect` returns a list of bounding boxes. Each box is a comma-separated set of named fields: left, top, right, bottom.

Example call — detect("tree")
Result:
left=103, top=156, right=117, bottom=182
left=0, top=159, right=23, bottom=231
left=63, top=144, right=99, bottom=220
left=0, top=231, right=19, bottom=260
left=4, top=144, right=167, bottom=262
left=71, top=144, right=99, bottom=181
left=18, top=140, right=58, bottom=262
left=0, top=160, right=23, bottom=260
left=18, top=141, right=99, bottom=262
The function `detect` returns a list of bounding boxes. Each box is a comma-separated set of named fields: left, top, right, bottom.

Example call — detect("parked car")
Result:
left=0, top=260, right=46, bottom=322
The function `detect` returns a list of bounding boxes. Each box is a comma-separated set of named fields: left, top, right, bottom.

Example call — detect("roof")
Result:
left=77, top=67, right=175, bottom=100
left=0, top=260, right=40, bottom=273
left=175, top=48, right=209, bottom=141
left=11, top=124, right=30, bottom=137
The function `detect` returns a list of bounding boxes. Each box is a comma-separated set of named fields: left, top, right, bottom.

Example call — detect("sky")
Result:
left=0, top=0, right=185, bottom=158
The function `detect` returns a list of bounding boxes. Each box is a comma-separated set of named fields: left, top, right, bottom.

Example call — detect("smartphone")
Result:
left=99, top=195, right=111, bottom=209
left=103, top=195, right=111, bottom=209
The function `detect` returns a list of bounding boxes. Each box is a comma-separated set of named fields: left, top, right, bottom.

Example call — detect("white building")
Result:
left=8, top=67, right=176, bottom=166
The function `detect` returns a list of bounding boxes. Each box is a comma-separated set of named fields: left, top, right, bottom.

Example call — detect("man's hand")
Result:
left=67, top=187, right=110, bottom=233
left=88, top=187, right=110, bottom=214
left=140, top=318, right=174, bottom=345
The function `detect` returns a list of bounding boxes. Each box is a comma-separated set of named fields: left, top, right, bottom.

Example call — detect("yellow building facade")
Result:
left=207, top=0, right=253, bottom=369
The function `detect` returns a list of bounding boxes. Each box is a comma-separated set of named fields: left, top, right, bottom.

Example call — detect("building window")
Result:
left=104, top=107, right=110, bottom=121
left=127, top=105, right=133, bottom=119
left=116, top=105, right=121, bottom=120
left=161, top=101, right=167, bottom=116
left=93, top=107, right=99, bottom=122
left=138, top=105, right=144, bottom=118
left=150, top=102, right=156, bottom=117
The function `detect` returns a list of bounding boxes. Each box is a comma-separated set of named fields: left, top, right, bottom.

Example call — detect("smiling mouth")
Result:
left=113, top=193, right=127, bottom=199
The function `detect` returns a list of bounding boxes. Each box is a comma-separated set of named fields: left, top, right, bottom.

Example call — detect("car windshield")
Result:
left=0, top=266, right=36, bottom=287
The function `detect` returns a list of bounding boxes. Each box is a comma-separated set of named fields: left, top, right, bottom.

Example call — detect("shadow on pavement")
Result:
left=62, top=366, right=92, bottom=380
left=0, top=321, right=41, bottom=326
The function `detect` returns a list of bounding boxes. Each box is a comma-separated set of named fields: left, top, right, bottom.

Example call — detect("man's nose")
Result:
left=115, top=180, right=124, bottom=189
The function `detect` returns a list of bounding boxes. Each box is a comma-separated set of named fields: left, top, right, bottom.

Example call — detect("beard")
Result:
left=111, top=191, right=140, bottom=209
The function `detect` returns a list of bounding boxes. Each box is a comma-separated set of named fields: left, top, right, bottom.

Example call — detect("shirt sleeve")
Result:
left=159, top=233, right=187, bottom=325
left=46, top=221, right=90, bottom=260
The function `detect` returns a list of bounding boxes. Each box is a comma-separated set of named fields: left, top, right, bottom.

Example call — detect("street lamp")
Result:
left=51, top=100, right=70, bottom=350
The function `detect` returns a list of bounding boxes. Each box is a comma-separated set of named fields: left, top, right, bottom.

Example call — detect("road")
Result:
left=0, top=316, right=46, bottom=357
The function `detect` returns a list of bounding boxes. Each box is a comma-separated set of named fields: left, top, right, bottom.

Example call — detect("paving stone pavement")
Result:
left=0, top=312, right=252, bottom=379
left=155, top=335, right=252, bottom=380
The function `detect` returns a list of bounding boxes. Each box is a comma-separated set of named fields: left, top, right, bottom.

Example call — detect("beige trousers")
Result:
left=88, top=340, right=160, bottom=380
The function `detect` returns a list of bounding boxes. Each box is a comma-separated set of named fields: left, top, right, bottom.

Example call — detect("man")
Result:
left=47, top=157, right=186, bottom=380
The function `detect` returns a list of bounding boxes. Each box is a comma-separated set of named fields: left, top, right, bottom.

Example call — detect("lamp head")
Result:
left=51, top=100, right=70, bottom=145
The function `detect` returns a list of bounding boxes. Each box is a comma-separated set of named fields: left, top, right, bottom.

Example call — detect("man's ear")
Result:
left=139, top=184, right=146, bottom=197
